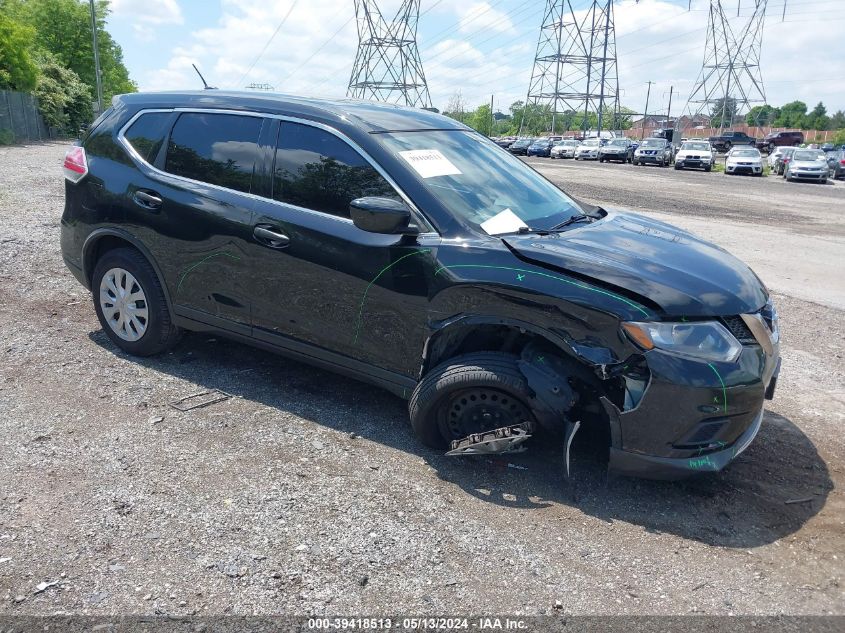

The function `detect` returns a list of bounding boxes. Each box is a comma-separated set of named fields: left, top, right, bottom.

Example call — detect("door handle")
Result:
left=133, top=189, right=162, bottom=209
left=253, top=225, right=290, bottom=248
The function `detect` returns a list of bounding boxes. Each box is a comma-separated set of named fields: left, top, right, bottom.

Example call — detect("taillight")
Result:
left=63, top=145, right=88, bottom=183
left=840, top=159, right=845, bottom=165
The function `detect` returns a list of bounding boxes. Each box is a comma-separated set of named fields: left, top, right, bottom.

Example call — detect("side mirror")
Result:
left=349, top=197, right=418, bottom=236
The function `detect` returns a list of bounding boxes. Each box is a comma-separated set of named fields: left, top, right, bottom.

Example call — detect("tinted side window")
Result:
left=273, top=122, right=398, bottom=218
left=165, top=113, right=262, bottom=193
left=124, top=112, right=172, bottom=164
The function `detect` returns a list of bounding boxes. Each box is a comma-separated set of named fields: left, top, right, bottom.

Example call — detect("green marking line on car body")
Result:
left=707, top=362, right=728, bottom=414
left=352, top=249, right=432, bottom=345
left=176, top=252, right=241, bottom=296
left=433, top=264, right=651, bottom=318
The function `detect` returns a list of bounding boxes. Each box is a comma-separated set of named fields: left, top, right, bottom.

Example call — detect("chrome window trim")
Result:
left=116, top=107, right=436, bottom=234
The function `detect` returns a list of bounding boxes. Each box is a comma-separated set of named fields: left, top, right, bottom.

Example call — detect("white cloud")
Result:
left=139, top=0, right=844, bottom=115
left=111, top=0, right=184, bottom=42
left=459, top=2, right=515, bottom=35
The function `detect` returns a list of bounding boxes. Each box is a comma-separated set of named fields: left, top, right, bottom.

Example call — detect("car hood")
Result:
left=502, top=211, right=767, bottom=317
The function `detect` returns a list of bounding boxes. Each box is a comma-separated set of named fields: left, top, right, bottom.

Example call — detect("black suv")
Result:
left=61, top=92, right=780, bottom=479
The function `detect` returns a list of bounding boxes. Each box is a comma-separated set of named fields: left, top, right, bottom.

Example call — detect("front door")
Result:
left=246, top=119, right=438, bottom=378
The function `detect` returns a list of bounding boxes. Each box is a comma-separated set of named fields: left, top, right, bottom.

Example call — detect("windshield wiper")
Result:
left=548, top=213, right=593, bottom=231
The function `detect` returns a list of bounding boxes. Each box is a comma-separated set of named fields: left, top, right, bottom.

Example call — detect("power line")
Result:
left=276, top=15, right=356, bottom=86
left=231, top=0, right=300, bottom=89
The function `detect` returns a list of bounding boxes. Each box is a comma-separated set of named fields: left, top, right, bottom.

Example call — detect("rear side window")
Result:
left=165, top=113, right=262, bottom=193
left=124, top=112, right=172, bottom=164
left=272, top=122, right=398, bottom=218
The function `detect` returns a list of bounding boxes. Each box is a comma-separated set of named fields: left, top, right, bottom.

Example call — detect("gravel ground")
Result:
left=0, top=142, right=843, bottom=617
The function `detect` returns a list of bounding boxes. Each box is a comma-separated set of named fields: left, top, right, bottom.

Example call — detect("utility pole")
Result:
left=666, top=85, right=674, bottom=127
left=490, top=94, right=494, bottom=137
left=88, top=0, right=103, bottom=115
left=641, top=81, right=652, bottom=140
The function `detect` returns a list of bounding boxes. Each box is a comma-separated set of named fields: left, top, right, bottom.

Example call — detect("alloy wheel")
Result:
left=99, top=267, right=149, bottom=342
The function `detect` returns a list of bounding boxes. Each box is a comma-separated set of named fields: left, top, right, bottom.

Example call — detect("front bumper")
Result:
left=605, top=341, right=780, bottom=480
left=576, top=151, right=599, bottom=159
left=676, top=157, right=711, bottom=169
left=787, top=169, right=827, bottom=180
left=636, top=153, right=666, bottom=163
left=726, top=163, right=762, bottom=174
left=600, top=151, right=628, bottom=161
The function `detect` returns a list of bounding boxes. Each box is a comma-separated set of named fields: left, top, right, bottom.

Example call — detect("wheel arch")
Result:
left=82, top=228, right=175, bottom=318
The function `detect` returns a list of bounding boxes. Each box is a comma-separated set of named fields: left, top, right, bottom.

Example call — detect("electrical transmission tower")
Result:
left=347, top=0, right=432, bottom=108
left=685, top=0, right=768, bottom=131
left=522, top=1, right=619, bottom=135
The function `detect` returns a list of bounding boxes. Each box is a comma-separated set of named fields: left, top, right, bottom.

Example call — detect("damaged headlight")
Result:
left=622, top=321, right=742, bottom=363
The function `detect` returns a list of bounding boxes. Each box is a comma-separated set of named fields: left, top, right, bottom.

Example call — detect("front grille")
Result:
left=722, top=315, right=757, bottom=345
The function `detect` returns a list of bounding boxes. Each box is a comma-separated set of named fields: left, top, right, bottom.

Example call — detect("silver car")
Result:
left=784, top=149, right=829, bottom=182
left=574, top=137, right=602, bottom=160
left=550, top=139, right=579, bottom=159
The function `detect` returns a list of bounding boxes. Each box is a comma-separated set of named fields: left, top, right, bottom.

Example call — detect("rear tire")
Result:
left=92, top=247, right=182, bottom=356
left=409, top=352, right=535, bottom=450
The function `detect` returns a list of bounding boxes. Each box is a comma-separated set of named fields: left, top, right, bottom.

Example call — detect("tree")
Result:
left=7, top=0, right=135, bottom=100
left=709, top=97, right=737, bottom=127
left=33, top=51, right=91, bottom=131
left=746, top=104, right=779, bottom=126
left=0, top=13, right=38, bottom=91
left=444, top=91, right=468, bottom=124
left=773, top=100, right=807, bottom=128
left=468, top=103, right=492, bottom=136
left=830, top=110, right=845, bottom=130
left=804, top=102, right=830, bottom=131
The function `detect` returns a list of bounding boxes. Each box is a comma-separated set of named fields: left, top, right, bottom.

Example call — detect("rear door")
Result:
left=245, top=119, right=438, bottom=378
left=121, top=110, right=266, bottom=334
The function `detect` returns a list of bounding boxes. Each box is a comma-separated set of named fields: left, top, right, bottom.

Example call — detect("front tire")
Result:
left=409, top=352, right=535, bottom=449
left=92, top=247, right=182, bottom=356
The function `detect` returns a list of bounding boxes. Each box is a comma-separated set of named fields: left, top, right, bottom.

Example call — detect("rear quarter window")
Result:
left=165, top=112, right=263, bottom=193
left=123, top=112, right=173, bottom=164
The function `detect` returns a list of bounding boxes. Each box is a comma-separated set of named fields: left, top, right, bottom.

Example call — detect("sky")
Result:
left=105, top=0, right=845, bottom=117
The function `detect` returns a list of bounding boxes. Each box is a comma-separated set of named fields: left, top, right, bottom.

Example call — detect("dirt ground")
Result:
left=0, top=142, right=843, bottom=617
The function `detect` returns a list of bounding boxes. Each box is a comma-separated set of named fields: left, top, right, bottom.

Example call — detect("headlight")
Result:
left=622, top=321, right=742, bottom=363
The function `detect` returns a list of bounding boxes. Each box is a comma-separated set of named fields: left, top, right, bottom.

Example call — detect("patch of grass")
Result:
left=0, top=129, right=14, bottom=146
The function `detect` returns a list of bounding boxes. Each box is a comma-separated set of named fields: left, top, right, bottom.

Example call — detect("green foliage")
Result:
left=6, top=0, right=136, bottom=100
left=710, top=97, right=738, bottom=127
left=746, top=104, right=779, bottom=126
left=804, top=102, right=830, bottom=131
left=772, top=100, right=807, bottom=127
left=830, top=110, right=845, bottom=130
left=33, top=51, right=91, bottom=131
left=0, top=12, right=38, bottom=90
left=0, top=127, right=14, bottom=144
left=469, top=103, right=492, bottom=137
left=832, top=129, right=845, bottom=145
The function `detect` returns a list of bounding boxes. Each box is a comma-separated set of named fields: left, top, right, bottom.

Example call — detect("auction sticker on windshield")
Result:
left=398, top=149, right=462, bottom=178
left=480, top=208, right=528, bottom=235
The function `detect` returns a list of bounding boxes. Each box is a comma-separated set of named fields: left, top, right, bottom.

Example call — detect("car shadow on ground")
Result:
left=89, top=329, right=832, bottom=549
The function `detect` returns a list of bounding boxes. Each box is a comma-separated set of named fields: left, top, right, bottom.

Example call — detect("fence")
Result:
left=638, top=123, right=836, bottom=142
left=0, top=89, right=55, bottom=144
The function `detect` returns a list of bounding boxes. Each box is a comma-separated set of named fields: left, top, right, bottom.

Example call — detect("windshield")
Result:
left=793, top=150, right=825, bottom=161
left=681, top=142, right=710, bottom=151
left=580, top=138, right=599, bottom=147
left=640, top=139, right=665, bottom=148
left=380, top=131, right=582, bottom=234
left=607, top=139, right=628, bottom=146
left=731, top=149, right=760, bottom=157
left=563, top=140, right=579, bottom=146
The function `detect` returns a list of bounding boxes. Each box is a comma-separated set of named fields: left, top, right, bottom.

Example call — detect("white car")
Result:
left=768, top=146, right=790, bottom=169
left=784, top=149, right=829, bottom=182
left=574, top=137, right=601, bottom=160
left=674, top=140, right=714, bottom=172
left=550, top=139, right=579, bottom=159
left=725, top=147, right=763, bottom=176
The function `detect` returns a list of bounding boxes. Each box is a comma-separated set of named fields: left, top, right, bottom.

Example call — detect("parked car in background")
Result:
left=819, top=143, right=835, bottom=153
left=756, top=130, right=804, bottom=153
left=773, top=146, right=796, bottom=175
left=550, top=139, right=579, bottom=159
left=574, top=137, right=603, bottom=160
left=508, top=138, right=534, bottom=155
left=767, top=145, right=790, bottom=169
left=826, top=149, right=845, bottom=179
left=709, top=130, right=758, bottom=153
left=633, top=138, right=673, bottom=167
left=784, top=149, right=829, bottom=182
left=494, top=136, right=516, bottom=149
left=598, top=138, right=634, bottom=163
left=674, top=140, right=714, bottom=171
left=527, top=137, right=555, bottom=157
left=725, top=147, right=763, bottom=176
